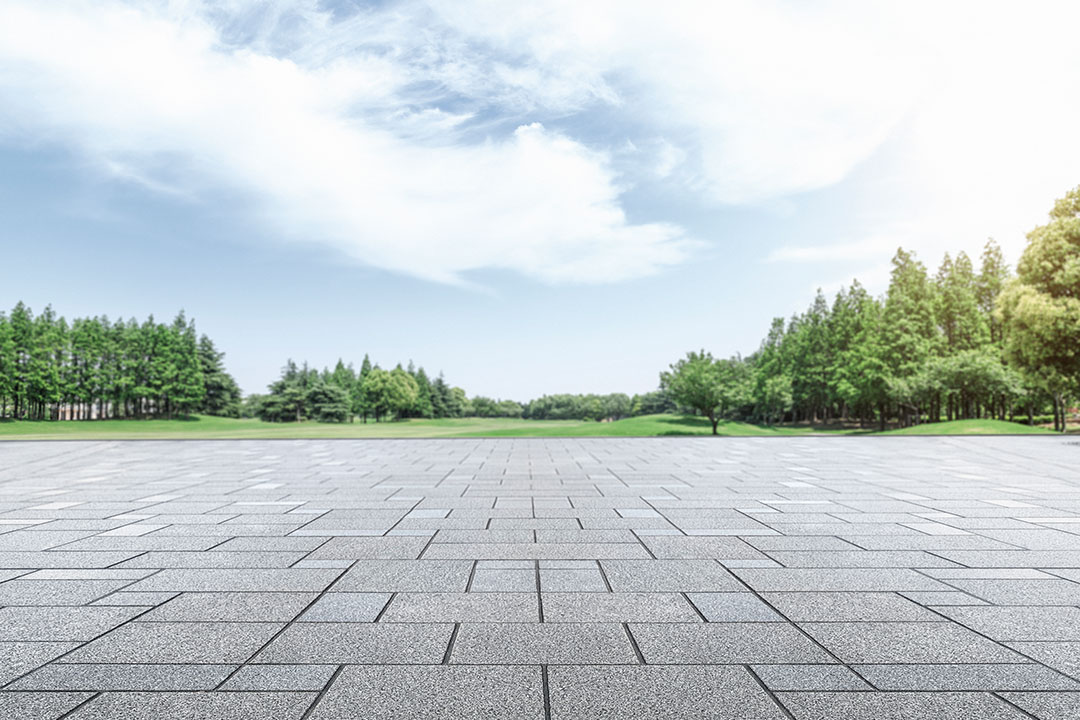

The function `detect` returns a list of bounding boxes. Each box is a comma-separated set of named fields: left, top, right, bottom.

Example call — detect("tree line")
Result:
left=5, top=186, right=1076, bottom=430
left=0, top=304, right=241, bottom=420
left=662, top=185, right=1080, bottom=433
left=245, top=360, right=671, bottom=423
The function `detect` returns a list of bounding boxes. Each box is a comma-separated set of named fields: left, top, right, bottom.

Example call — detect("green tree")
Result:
left=197, top=335, right=242, bottom=417
left=661, top=350, right=729, bottom=434
left=998, top=185, right=1080, bottom=431
left=977, top=239, right=1010, bottom=344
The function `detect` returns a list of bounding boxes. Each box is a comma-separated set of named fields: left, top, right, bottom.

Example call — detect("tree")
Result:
left=197, top=335, right=242, bottom=417
left=0, top=313, right=14, bottom=417
left=882, top=249, right=939, bottom=378
left=306, top=381, right=350, bottom=423
left=977, top=239, right=1010, bottom=344
left=997, top=185, right=1080, bottom=431
left=936, top=251, right=988, bottom=353
left=411, top=366, right=434, bottom=418
left=661, top=351, right=729, bottom=434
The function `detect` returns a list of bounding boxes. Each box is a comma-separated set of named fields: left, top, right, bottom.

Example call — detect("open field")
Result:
left=0, top=413, right=1064, bottom=440
left=881, top=418, right=1057, bottom=435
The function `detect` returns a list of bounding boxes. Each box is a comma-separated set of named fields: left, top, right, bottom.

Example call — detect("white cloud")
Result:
left=1, top=0, right=1078, bottom=287
left=0, top=0, right=689, bottom=284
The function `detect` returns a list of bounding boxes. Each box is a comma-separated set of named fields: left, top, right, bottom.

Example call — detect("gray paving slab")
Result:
left=62, top=621, right=283, bottom=664
left=803, top=621, right=1027, bottom=664
left=1, top=437, right=1078, bottom=716
left=1000, top=691, right=1080, bottom=720
left=10, top=663, right=235, bottom=691
left=0, top=692, right=93, bottom=720
left=220, top=664, right=337, bottom=691
left=381, top=592, right=539, bottom=622
left=64, top=691, right=316, bottom=720
left=543, top=592, right=700, bottom=622
left=776, top=691, right=1027, bottom=719
left=450, top=623, right=637, bottom=664
left=140, top=591, right=317, bottom=622
left=298, top=592, right=390, bottom=622
left=630, top=622, right=835, bottom=663
left=255, top=622, right=452, bottom=663
left=751, top=663, right=872, bottom=691
left=0, top=606, right=146, bottom=641
left=548, top=665, right=788, bottom=719
left=855, top=663, right=1080, bottom=691
left=309, top=665, right=544, bottom=719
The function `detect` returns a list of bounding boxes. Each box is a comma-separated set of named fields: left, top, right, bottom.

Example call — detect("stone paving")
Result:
left=0, top=437, right=1078, bottom=719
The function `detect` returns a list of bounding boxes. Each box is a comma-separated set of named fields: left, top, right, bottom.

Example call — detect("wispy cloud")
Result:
left=1, top=0, right=1078, bottom=286
left=0, top=0, right=689, bottom=284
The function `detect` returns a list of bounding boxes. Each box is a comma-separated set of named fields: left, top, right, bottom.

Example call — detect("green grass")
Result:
left=879, top=418, right=1055, bottom=435
left=0, top=414, right=1061, bottom=440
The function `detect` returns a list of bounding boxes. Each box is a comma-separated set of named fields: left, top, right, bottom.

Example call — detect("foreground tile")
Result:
left=255, top=622, right=452, bottom=664
left=0, top=642, right=79, bottom=685
left=630, top=622, right=834, bottom=664
left=543, top=592, right=700, bottom=623
left=309, top=665, right=544, bottom=719
left=777, top=691, right=1027, bottom=720
left=549, top=665, right=787, bottom=720
left=381, top=592, right=539, bottom=622
left=62, top=621, right=282, bottom=664
left=1000, top=691, right=1080, bottom=720
left=803, top=622, right=1025, bottom=664
left=854, top=663, right=1080, bottom=691
left=0, top=692, right=93, bottom=720
left=0, top=606, right=145, bottom=641
left=451, top=623, right=637, bottom=664
left=65, top=691, right=316, bottom=720
left=9, top=663, right=235, bottom=691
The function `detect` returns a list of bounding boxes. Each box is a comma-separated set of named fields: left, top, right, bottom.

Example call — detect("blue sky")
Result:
left=2, top=1, right=1079, bottom=399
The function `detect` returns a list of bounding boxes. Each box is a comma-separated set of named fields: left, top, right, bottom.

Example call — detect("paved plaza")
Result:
left=0, top=437, right=1078, bottom=719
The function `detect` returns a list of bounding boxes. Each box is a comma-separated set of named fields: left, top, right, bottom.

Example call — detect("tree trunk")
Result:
left=709, top=411, right=719, bottom=436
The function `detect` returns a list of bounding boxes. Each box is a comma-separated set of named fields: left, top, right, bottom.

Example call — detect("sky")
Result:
left=2, top=0, right=1079, bottom=399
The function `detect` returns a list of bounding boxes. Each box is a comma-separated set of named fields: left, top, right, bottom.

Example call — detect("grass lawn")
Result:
left=0, top=413, right=834, bottom=440
left=0, top=414, right=1063, bottom=440
left=880, top=418, right=1056, bottom=435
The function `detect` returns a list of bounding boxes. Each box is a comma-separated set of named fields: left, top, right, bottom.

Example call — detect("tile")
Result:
left=333, top=560, right=472, bottom=592
left=548, top=665, right=787, bottom=720
left=62, top=621, right=282, bottom=663
left=450, top=623, right=637, bottom=664
left=299, top=593, right=390, bottom=622
left=0, top=606, right=145, bottom=641
left=309, top=665, right=544, bottom=719
left=256, top=622, right=452, bottom=664
left=776, top=691, right=1026, bottom=719
left=803, top=621, right=1025, bottom=664
left=543, top=592, right=700, bottom=623
left=381, top=592, right=539, bottom=622
left=686, top=592, right=782, bottom=621
left=65, top=691, right=316, bottom=720
left=140, top=592, right=317, bottom=622
left=630, top=622, right=834, bottom=663
left=751, top=664, right=871, bottom=691
left=600, top=560, right=742, bottom=592
left=10, top=663, right=235, bottom=691
left=221, top=664, right=337, bottom=691
left=763, top=591, right=939, bottom=622
left=854, top=663, right=1080, bottom=691
left=0, top=642, right=79, bottom=685
left=1000, top=692, right=1080, bottom=720
left=0, top=692, right=93, bottom=720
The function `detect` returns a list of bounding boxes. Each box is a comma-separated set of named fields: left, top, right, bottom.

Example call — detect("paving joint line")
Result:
left=212, top=560, right=358, bottom=690
left=299, top=663, right=346, bottom=720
